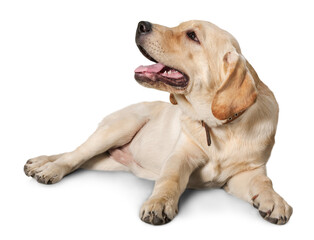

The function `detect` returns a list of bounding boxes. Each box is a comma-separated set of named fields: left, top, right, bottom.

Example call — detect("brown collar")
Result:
left=169, top=93, right=245, bottom=147
left=201, top=121, right=212, bottom=146
left=200, top=110, right=245, bottom=146
left=223, top=110, right=246, bottom=124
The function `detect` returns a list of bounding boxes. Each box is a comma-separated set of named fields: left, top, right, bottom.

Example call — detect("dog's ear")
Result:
left=211, top=50, right=257, bottom=120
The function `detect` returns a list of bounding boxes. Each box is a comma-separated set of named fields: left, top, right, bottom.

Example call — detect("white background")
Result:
left=1, top=0, right=313, bottom=239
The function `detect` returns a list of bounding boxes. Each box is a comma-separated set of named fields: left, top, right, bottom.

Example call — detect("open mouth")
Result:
left=134, top=46, right=189, bottom=89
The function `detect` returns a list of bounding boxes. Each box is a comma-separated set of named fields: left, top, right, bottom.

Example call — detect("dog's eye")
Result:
left=187, top=31, right=200, bottom=43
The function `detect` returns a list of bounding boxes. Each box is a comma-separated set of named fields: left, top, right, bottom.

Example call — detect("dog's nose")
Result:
left=137, top=21, right=152, bottom=35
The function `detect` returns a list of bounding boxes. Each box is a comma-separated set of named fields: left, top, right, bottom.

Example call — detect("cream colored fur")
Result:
left=24, top=20, right=292, bottom=225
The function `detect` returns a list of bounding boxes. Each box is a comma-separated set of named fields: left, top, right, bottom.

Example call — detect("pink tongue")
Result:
left=134, top=63, right=165, bottom=73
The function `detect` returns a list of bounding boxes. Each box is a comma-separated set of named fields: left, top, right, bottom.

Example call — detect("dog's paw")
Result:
left=24, top=158, right=65, bottom=184
left=24, top=156, right=51, bottom=177
left=140, top=196, right=178, bottom=225
left=252, top=191, right=293, bottom=225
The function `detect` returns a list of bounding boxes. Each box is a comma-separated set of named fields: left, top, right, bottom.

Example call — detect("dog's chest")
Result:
left=183, top=122, right=262, bottom=188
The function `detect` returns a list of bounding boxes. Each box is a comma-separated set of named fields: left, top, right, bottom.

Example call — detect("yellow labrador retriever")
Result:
left=24, top=20, right=293, bottom=225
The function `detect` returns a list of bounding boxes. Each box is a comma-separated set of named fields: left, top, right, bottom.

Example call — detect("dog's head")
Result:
left=134, top=20, right=257, bottom=124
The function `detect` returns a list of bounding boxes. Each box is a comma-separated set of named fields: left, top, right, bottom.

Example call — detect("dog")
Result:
left=24, top=20, right=293, bottom=225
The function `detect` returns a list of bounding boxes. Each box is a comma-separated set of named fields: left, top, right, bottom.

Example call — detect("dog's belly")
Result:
left=110, top=104, right=183, bottom=180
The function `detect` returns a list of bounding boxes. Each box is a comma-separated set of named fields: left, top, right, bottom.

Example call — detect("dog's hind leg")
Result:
left=24, top=102, right=161, bottom=184
left=80, top=152, right=129, bottom=172
left=24, top=151, right=129, bottom=179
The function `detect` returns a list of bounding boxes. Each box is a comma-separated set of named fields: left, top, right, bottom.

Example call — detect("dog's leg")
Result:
left=140, top=134, right=204, bottom=225
left=224, top=166, right=293, bottom=225
left=80, top=152, right=129, bottom=172
left=24, top=102, right=157, bottom=184
left=25, top=152, right=129, bottom=178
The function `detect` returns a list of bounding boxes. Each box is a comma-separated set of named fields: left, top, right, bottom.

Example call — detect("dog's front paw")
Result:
left=140, top=196, right=178, bottom=225
left=252, top=191, right=293, bottom=225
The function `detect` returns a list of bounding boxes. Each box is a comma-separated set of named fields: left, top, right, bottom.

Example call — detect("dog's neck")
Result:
left=170, top=93, right=223, bottom=127
left=170, top=93, right=246, bottom=146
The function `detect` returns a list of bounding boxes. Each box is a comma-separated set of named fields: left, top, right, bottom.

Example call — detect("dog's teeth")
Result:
left=168, top=70, right=172, bottom=74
